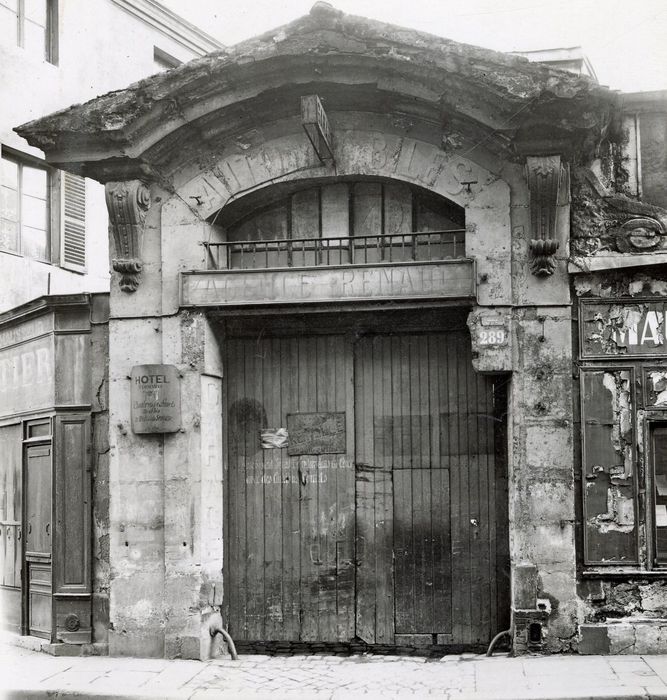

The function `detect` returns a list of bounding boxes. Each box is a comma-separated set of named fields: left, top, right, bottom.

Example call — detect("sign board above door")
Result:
left=180, top=261, right=475, bottom=307
left=580, top=299, right=667, bottom=358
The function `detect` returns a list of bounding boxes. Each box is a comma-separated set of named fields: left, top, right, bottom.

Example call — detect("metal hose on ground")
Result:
left=486, top=614, right=514, bottom=657
left=210, top=626, right=239, bottom=660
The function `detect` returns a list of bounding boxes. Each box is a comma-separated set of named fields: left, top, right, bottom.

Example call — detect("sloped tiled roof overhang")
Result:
left=16, top=2, right=618, bottom=183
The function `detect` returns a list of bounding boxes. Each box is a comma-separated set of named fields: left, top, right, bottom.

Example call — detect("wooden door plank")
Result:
left=393, top=467, right=414, bottom=633
left=374, top=466, right=394, bottom=644
left=377, top=336, right=395, bottom=644
left=467, top=367, right=483, bottom=644
left=429, top=334, right=451, bottom=632
left=354, top=337, right=375, bottom=643
left=494, top=376, right=511, bottom=634
left=432, top=467, right=452, bottom=633
left=243, top=340, right=266, bottom=640
left=408, top=337, right=420, bottom=470
left=298, top=337, right=320, bottom=642
left=413, top=468, right=433, bottom=632
left=226, top=339, right=246, bottom=637
left=263, top=338, right=284, bottom=639
left=450, top=334, right=471, bottom=645
left=315, top=335, right=338, bottom=642
left=390, top=336, right=402, bottom=462
left=428, top=336, right=441, bottom=471
left=355, top=463, right=375, bottom=643
left=374, top=337, right=391, bottom=471
left=417, top=337, right=431, bottom=470
left=399, top=336, right=412, bottom=468
left=479, top=376, right=494, bottom=641
left=2, top=527, right=10, bottom=589
left=280, top=337, right=301, bottom=640
left=355, top=336, right=395, bottom=644
left=337, top=335, right=355, bottom=641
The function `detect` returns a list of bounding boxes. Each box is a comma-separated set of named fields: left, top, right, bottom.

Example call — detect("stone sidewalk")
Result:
left=4, top=641, right=667, bottom=700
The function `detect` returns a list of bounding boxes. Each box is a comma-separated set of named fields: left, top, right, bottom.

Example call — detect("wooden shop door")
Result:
left=24, top=442, right=52, bottom=639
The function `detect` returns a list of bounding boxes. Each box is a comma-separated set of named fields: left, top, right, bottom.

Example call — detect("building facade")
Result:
left=0, top=0, right=221, bottom=652
left=14, top=3, right=667, bottom=657
left=0, top=0, right=222, bottom=313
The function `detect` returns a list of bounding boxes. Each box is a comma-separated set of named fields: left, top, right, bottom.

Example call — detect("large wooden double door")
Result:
left=224, top=329, right=509, bottom=648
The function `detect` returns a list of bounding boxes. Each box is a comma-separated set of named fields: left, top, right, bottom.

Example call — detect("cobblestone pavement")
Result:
left=4, top=641, right=667, bottom=699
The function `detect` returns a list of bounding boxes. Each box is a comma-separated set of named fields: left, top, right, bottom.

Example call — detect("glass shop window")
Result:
left=652, top=424, right=667, bottom=565
left=0, top=0, right=56, bottom=63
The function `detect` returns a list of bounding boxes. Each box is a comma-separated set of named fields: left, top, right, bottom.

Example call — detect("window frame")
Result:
left=0, top=146, right=56, bottom=263
left=0, top=0, right=58, bottom=64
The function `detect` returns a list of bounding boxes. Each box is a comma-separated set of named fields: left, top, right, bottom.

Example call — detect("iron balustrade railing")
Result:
left=203, top=229, right=466, bottom=270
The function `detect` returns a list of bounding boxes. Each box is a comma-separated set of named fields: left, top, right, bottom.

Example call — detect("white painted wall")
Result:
left=0, top=0, right=220, bottom=312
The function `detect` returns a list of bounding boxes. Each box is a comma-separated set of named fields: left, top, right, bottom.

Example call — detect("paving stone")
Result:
left=7, top=642, right=667, bottom=700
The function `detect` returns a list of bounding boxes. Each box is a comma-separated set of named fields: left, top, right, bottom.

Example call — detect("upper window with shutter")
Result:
left=1, top=147, right=86, bottom=272
left=60, top=171, right=86, bottom=271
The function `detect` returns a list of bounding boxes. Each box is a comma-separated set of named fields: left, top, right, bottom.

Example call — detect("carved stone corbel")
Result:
left=105, top=180, right=151, bottom=292
left=526, top=155, right=569, bottom=277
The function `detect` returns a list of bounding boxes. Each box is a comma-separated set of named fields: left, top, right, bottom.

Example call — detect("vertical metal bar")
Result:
left=411, top=232, right=417, bottom=261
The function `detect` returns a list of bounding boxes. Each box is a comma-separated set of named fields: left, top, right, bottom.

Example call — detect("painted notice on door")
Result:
left=287, top=412, right=346, bottom=455
left=131, top=364, right=181, bottom=434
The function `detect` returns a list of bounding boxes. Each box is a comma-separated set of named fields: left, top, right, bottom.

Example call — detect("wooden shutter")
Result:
left=60, top=172, right=86, bottom=271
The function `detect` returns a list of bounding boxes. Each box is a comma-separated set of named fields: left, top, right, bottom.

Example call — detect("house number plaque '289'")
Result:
left=130, top=364, right=181, bottom=434
left=478, top=329, right=507, bottom=345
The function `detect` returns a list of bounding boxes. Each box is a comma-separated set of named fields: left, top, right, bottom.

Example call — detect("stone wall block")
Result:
left=108, top=572, right=166, bottom=657
left=524, top=425, right=573, bottom=472
left=161, top=202, right=211, bottom=315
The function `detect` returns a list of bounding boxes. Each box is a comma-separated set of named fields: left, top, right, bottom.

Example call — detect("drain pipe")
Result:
left=209, top=625, right=239, bottom=660
left=486, top=613, right=514, bottom=657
